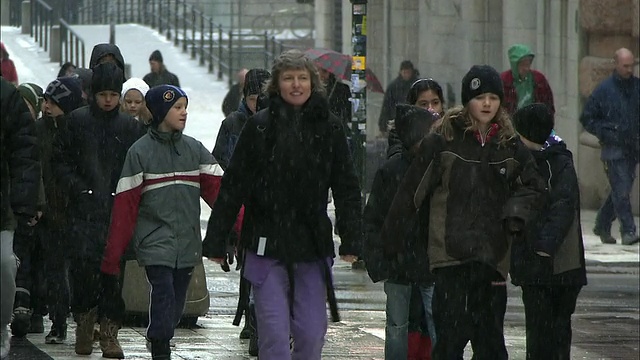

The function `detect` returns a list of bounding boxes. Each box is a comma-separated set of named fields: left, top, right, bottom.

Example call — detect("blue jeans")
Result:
left=596, top=158, right=639, bottom=236
left=384, top=281, right=436, bottom=359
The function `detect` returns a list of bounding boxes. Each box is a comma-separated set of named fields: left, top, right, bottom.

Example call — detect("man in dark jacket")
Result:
left=580, top=48, right=639, bottom=246
left=53, top=63, right=145, bottom=358
left=364, top=104, right=438, bottom=359
left=142, top=50, right=180, bottom=88
left=89, top=43, right=125, bottom=80
left=319, top=67, right=351, bottom=128
left=213, top=68, right=271, bottom=170
left=377, top=60, right=419, bottom=135
left=511, top=103, right=587, bottom=359
left=0, top=77, right=41, bottom=359
left=37, top=76, right=84, bottom=344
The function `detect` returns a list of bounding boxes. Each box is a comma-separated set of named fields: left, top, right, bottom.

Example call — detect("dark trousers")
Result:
left=431, top=262, right=508, bottom=360
left=596, top=158, right=639, bottom=235
left=41, top=226, right=70, bottom=326
left=144, top=266, right=193, bottom=341
left=13, top=225, right=46, bottom=314
left=521, top=285, right=582, bottom=360
left=69, top=259, right=123, bottom=321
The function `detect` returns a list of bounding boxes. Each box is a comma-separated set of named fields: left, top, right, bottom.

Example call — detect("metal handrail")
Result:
left=59, top=18, right=86, bottom=68
left=31, top=0, right=53, bottom=52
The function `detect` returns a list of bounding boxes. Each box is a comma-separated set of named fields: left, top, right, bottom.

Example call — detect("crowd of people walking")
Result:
left=0, top=36, right=638, bottom=360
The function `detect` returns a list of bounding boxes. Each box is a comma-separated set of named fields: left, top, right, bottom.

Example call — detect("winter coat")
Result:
left=510, top=140, right=587, bottom=287
left=381, top=110, right=545, bottom=280
left=35, top=115, right=70, bottom=229
left=378, top=73, right=419, bottom=133
left=1, top=78, right=40, bottom=231
left=579, top=72, right=640, bottom=161
left=142, top=67, right=180, bottom=88
left=222, top=83, right=242, bottom=117
left=202, top=92, right=362, bottom=263
left=212, top=101, right=252, bottom=170
left=501, top=45, right=554, bottom=115
left=53, top=103, right=145, bottom=259
left=100, top=127, right=234, bottom=274
left=363, top=149, right=433, bottom=284
left=0, top=59, right=18, bottom=85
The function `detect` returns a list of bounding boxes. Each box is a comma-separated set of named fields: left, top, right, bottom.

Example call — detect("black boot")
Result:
left=239, top=308, right=253, bottom=339
left=248, top=304, right=258, bottom=356
left=150, top=339, right=171, bottom=360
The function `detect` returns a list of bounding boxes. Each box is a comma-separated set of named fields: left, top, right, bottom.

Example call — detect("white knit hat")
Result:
left=121, top=77, right=150, bottom=98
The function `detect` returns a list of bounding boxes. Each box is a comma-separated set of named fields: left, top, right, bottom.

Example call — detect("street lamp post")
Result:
left=349, top=0, right=367, bottom=191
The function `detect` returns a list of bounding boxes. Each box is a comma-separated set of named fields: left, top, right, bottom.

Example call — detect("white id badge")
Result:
left=257, top=237, right=267, bottom=256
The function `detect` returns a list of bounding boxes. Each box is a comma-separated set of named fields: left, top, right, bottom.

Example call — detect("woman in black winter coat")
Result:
left=510, top=103, right=587, bottom=360
left=203, top=50, right=361, bottom=360
left=363, top=104, right=439, bottom=359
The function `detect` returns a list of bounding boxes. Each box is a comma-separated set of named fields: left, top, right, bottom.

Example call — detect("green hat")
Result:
left=17, top=82, right=44, bottom=113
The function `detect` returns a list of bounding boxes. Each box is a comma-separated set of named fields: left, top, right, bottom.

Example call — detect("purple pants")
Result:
left=244, top=252, right=330, bottom=360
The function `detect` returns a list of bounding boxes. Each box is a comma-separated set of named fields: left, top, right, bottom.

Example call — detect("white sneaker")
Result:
left=0, top=325, right=10, bottom=359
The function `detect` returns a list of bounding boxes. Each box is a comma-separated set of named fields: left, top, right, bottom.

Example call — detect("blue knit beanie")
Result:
left=145, top=85, right=188, bottom=126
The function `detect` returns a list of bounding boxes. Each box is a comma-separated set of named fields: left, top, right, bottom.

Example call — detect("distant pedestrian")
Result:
left=500, top=44, right=554, bottom=115
left=580, top=48, right=639, bottom=246
left=89, top=43, right=125, bottom=73
left=203, top=50, right=362, bottom=360
left=213, top=68, right=271, bottom=170
left=120, top=77, right=151, bottom=125
left=143, top=50, right=180, bottom=88
left=378, top=60, right=419, bottom=135
left=100, top=85, right=239, bottom=360
left=222, top=68, right=248, bottom=117
left=380, top=65, right=545, bottom=359
left=57, top=62, right=76, bottom=78
left=510, top=103, right=587, bottom=360
left=318, top=67, right=351, bottom=128
left=1, top=77, right=41, bottom=359
left=0, top=42, right=19, bottom=85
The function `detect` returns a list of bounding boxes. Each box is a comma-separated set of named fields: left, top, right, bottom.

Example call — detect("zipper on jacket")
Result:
left=480, top=127, right=491, bottom=147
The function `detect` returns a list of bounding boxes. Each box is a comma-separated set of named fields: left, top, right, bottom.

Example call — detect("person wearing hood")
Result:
left=35, top=77, right=84, bottom=345
left=580, top=48, right=640, bottom=246
left=52, top=62, right=145, bottom=358
left=363, top=104, right=438, bottom=359
left=222, top=68, right=249, bottom=117
left=202, top=50, right=361, bottom=360
left=213, top=68, right=271, bottom=170
left=120, top=77, right=152, bottom=125
left=143, top=50, right=180, bottom=88
left=99, top=85, right=240, bottom=360
left=510, top=103, right=587, bottom=360
left=378, top=60, right=420, bottom=135
left=89, top=43, right=126, bottom=81
left=500, top=44, right=554, bottom=115
left=380, top=65, right=546, bottom=359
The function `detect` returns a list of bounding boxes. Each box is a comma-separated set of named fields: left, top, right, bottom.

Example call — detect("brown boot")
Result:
left=99, top=318, right=124, bottom=358
left=74, top=307, right=98, bottom=355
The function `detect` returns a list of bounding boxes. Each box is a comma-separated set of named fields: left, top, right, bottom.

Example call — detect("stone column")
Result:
left=21, top=0, right=30, bottom=34
left=50, top=25, right=61, bottom=63
left=1, top=0, right=10, bottom=26
left=314, top=0, right=333, bottom=49
left=502, top=0, right=537, bottom=69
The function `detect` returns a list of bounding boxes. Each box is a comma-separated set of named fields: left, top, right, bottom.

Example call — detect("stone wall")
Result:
left=578, top=0, right=639, bottom=214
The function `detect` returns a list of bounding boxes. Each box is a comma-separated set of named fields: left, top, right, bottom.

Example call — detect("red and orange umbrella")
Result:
left=304, top=48, right=384, bottom=93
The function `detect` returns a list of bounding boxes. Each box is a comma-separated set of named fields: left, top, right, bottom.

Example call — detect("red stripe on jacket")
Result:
left=101, top=185, right=142, bottom=275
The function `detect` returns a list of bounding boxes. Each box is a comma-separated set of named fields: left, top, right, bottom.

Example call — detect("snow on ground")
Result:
left=2, top=24, right=228, bottom=151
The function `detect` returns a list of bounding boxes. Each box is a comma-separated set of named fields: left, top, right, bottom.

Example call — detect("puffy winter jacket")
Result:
left=1, top=78, right=40, bottom=230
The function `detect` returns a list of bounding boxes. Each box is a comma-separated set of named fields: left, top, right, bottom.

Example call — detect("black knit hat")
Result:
left=149, top=50, right=163, bottom=63
left=91, top=62, right=123, bottom=95
left=45, top=77, right=83, bottom=114
left=395, top=104, right=438, bottom=149
left=513, top=103, right=554, bottom=144
left=461, top=65, right=504, bottom=106
left=243, top=69, right=271, bottom=98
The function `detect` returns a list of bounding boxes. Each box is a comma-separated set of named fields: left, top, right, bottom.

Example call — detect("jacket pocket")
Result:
left=135, top=224, right=162, bottom=250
